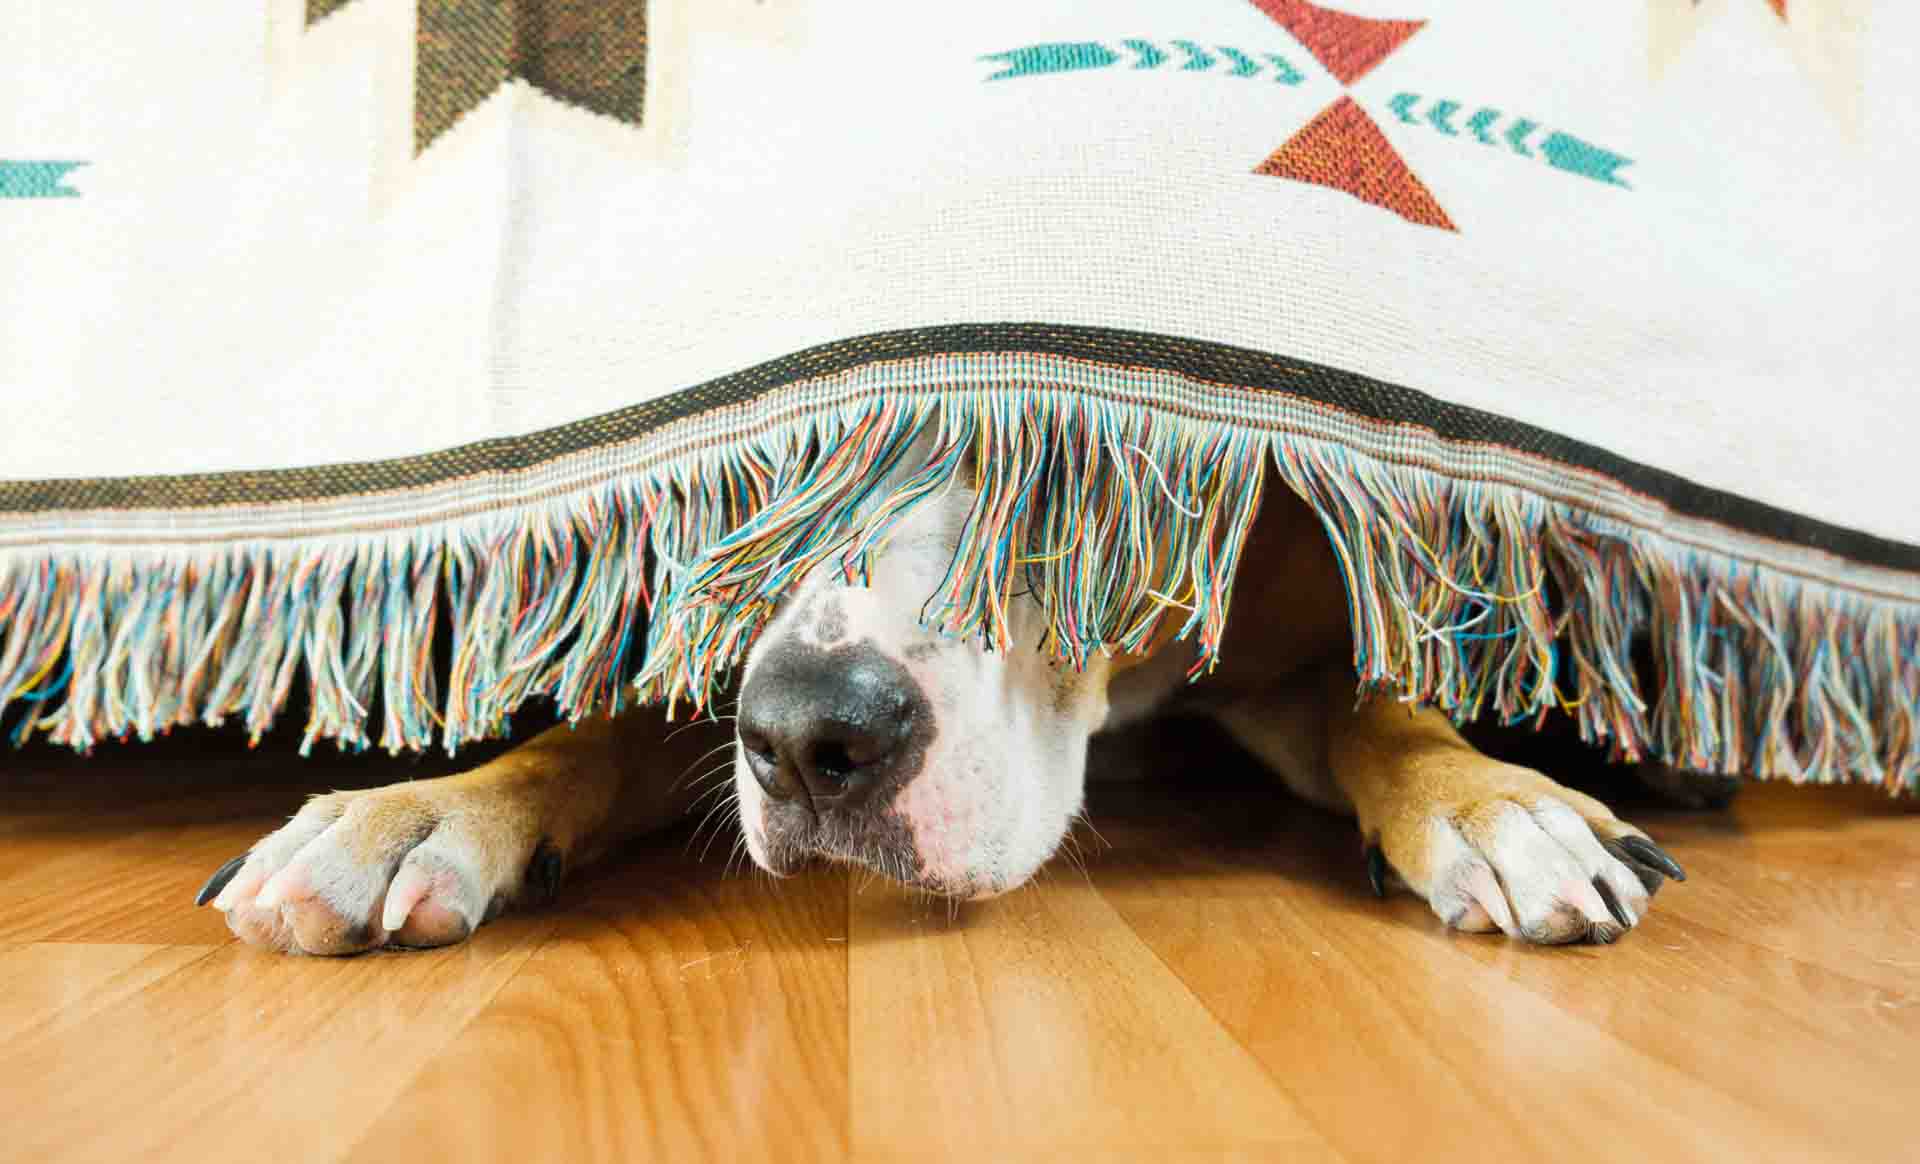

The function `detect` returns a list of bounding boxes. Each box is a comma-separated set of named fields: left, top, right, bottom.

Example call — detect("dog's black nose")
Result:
left=737, top=642, right=920, bottom=811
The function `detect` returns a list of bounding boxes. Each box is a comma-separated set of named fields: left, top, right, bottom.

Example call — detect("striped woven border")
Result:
left=5, top=325, right=1915, bottom=587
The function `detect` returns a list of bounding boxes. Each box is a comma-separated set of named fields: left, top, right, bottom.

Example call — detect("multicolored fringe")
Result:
left=2, top=367, right=1914, bottom=793
left=1267, top=439, right=1918, bottom=791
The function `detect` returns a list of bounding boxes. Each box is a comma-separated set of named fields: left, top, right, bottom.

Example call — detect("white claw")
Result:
left=381, top=862, right=433, bottom=933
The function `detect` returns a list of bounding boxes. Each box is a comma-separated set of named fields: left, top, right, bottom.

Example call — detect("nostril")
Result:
left=738, top=728, right=799, bottom=802
left=739, top=728, right=777, bottom=766
left=803, top=730, right=900, bottom=791
left=808, top=741, right=855, bottom=788
left=801, top=722, right=905, bottom=804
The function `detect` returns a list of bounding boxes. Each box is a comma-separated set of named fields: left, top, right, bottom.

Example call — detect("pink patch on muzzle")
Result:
left=891, top=768, right=978, bottom=887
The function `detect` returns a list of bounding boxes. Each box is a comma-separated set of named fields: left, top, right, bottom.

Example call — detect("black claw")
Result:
left=1619, top=835, right=1686, bottom=882
left=1364, top=841, right=1388, bottom=899
left=194, top=855, right=248, bottom=907
left=525, top=838, right=566, bottom=903
left=1593, top=876, right=1634, bottom=928
left=1600, top=839, right=1667, bottom=895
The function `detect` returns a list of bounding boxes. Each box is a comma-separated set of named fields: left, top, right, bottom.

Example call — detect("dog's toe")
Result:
left=1388, top=775, right=1679, bottom=946
left=379, top=841, right=493, bottom=947
left=1473, top=800, right=1650, bottom=943
left=202, top=784, right=538, bottom=956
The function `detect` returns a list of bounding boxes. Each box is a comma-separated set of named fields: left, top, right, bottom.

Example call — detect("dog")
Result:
left=196, top=445, right=1686, bottom=955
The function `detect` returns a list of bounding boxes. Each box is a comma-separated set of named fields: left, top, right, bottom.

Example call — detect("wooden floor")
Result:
left=1, top=720, right=1916, bottom=1164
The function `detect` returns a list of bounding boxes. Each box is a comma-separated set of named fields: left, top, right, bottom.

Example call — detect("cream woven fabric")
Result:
left=2, top=1, right=1914, bottom=789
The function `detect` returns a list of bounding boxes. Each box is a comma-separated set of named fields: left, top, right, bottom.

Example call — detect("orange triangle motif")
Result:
left=1255, top=96, right=1456, bottom=231
left=1247, top=0, right=1426, bottom=84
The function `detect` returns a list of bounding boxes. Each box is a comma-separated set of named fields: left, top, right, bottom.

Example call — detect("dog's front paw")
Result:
left=1369, top=763, right=1685, bottom=945
left=195, top=779, right=555, bottom=956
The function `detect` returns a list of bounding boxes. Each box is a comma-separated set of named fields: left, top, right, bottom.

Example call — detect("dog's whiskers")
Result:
left=679, top=775, right=737, bottom=832
left=669, top=739, right=740, bottom=793
left=684, top=764, right=739, bottom=811
left=697, top=790, right=741, bottom=864
left=724, top=825, right=752, bottom=879
left=1053, top=837, right=1089, bottom=886
left=1072, top=810, right=1112, bottom=853
left=686, top=790, right=728, bottom=824
left=664, top=710, right=737, bottom=743
left=686, top=782, right=743, bottom=859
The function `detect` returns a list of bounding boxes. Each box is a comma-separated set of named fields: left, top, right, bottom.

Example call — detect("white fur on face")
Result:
left=734, top=464, right=1113, bottom=899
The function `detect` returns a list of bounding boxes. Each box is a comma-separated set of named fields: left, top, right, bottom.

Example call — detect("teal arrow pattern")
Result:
left=1466, top=108, right=1501, bottom=145
left=1264, top=54, right=1304, bottom=85
left=0, top=161, right=86, bottom=198
left=981, top=42, right=1119, bottom=81
left=1386, top=94, right=1631, bottom=190
left=1172, top=41, right=1217, bottom=71
left=1505, top=118, right=1539, bottom=157
left=1121, top=39, right=1166, bottom=69
left=983, top=40, right=1303, bottom=85
left=1218, top=46, right=1261, bottom=78
left=1540, top=132, right=1633, bottom=188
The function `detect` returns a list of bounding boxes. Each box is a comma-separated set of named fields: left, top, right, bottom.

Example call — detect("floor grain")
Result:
left=0, top=723, right=1914, bottom=1163
left=350, top=849, right=851, bottom=1163
left=848, top=873, right=1332, bottom=1160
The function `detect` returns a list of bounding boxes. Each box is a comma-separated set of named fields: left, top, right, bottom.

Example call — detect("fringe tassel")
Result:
left=1269, top=433, right=1916, bottom=792
left=1, top=390, right=1914, bottom=792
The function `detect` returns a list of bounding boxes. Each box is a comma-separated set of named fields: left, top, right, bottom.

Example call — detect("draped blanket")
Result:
left=3, top=1, right=1915, bottom=791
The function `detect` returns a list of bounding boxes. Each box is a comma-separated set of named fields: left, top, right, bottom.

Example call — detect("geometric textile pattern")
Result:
left=1247, top=0, right=1425, bottom=84
left=1246, top=1, right=1453, bottom=229
left=311, top=0, right=647, bottom=154
left=0, top=161, right=87, bottom=198
left=1256, top=95, right=1457, bottom=230
left=1386, top=94, right=1635, bottom=189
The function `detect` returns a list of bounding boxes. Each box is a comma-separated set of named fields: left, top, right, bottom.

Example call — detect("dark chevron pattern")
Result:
left=309, top=0, right=647, bottom=154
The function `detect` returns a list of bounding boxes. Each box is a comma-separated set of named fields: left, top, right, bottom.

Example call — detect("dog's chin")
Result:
left=832, top=855, right=1020, bottom=902
left=785, top=857, right=1032, bottom=902
left=746, top=796, right=1067, bottom=902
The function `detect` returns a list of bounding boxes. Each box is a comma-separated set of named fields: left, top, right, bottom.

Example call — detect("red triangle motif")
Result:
left=1768, top=0, right=1788, bottom=20
left=1255, top=96, right=1455, bottom=231
left=1247, top=0, right=1425, bottom=85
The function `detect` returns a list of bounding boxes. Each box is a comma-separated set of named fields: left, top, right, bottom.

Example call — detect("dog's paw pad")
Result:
left=201, top=787, right=533, bottom=956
